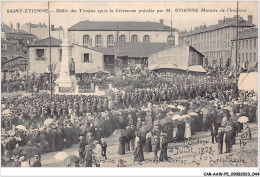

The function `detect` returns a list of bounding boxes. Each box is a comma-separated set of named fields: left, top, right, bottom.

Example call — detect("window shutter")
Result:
left=81, top=54, right=84, bottom=63
left=89, top=53, right=93, bottom=63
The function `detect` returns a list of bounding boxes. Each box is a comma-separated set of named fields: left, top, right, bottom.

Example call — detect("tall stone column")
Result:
left=55, top=30, right=73, bottom=88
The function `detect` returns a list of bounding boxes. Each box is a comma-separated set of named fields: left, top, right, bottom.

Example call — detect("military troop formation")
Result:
left=1, top=67, right=258, bottom=167
left=1, top=74, right=51, bottom=93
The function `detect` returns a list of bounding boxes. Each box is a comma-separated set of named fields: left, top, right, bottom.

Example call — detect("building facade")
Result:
left=1, top=49, right=28, bottom=81
left=179, top=15, right=255, bottom=66
left=68, top=20, right=179, bottom=48
left=1, top=23, right=35, bottom=44
left=20, top=23, right=64, bottom=40
left=27, top=37, right=106, bottom=75
left=231, top=28, right=258, bottom=69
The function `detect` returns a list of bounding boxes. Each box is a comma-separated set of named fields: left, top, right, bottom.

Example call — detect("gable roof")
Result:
left=68, top=21, right=176, bottom=31
left=179, top=17, right=254, bottom=37
left=114, top=42, right=169, bottom=58
left=92, top=47, right=115, bottom=55
left=27, top=37, right=62, bottom=47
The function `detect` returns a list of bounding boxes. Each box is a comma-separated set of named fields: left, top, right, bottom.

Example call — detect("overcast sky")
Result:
left=2, top=1, right=258, bottom=31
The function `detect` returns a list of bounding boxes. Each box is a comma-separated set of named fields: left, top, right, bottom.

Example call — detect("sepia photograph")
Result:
left=0, top=0, right=259, bottom=174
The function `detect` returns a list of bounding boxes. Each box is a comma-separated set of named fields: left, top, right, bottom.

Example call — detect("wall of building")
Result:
left=71, top=45, right=104, bottom=73
left=68, top=30, right=175, bottom=48
left=231, top=37, right=258, bottom=68
left=28, top=46, right=62, bottom=75
left=180, top=26, right=246, bottom=65
left=148, top=45, right=190, bottom=69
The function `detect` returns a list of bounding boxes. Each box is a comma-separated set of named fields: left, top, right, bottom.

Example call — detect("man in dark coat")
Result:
left=210, top=123, right=218, bottom=144
left=78, top=136, right=86, bottom=162
left=216, top=127, right=224, bottom=154
left=63, top=125, right=71, bottom=148
left=152, top=136, right=160, bottom=162
left=55, top=128, right=63, bottom=151
left=224, top=129, right=232, bottom=153
left=159, top=133, right=168, bottom=162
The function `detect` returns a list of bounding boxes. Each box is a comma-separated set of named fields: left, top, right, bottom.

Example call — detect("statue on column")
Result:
left=70, top=58, right=75, bottom=75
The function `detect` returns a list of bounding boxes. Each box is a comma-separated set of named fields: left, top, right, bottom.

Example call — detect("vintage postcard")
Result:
left=1, top=0, right=259, bottom=174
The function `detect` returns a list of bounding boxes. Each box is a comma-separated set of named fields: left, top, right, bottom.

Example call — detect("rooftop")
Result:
left=231, top=28, right=258, bottom=41
left=92, top=47, right=115, bottom=55
left=179, top=15, right=255, bottom=37
left=114, top=42, right=169, bottom=58
left=68, top=20, right=176, bottom=31
left=1, top=49, right=27, bottom=62
left=27, top=37, right=62, bottom=47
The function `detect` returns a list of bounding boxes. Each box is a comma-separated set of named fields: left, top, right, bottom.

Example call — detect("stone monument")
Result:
left=55, top=30, right=78, bottom=94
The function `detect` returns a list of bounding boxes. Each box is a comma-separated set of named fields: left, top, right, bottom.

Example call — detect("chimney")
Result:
left=160, top=19, right=164, bottom=25
left=248, top=15, right=253, bottom=24
left=38, top=23, right=42, bottom=28
left=51, top=24, right=54, bottom=31
left=10, top=23, right=13, bottom=29
left=174, top=31, right=179, bottom=46
left=16, top=23, right=20, bottom=32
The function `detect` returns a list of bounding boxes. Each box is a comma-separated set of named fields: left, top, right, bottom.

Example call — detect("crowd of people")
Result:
left=1, top=74, right=52, bottom=93
left=1, top=67, right=258, bottom=167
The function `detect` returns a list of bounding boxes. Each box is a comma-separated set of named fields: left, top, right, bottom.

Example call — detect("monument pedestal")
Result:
left=54, top=35, right=78, bottom=94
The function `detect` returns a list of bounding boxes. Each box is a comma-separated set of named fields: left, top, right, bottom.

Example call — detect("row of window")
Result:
left=238, top=39, right=257, bottom=50
left=189, top=27, right=237, bottom=41
left=6, top=35, right=33, bottom=42
left=239, top=52, right=257, bottom=63
left=193, top=40, right=230, bottom=51
left=35, top=49, right=94, bottom=64
left=83, top=34, right=150, bottom=47
left=204, top=51, right=230, bottom=59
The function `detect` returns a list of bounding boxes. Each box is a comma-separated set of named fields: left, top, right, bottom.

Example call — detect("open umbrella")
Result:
left=172, top=114, right=181, bottom=120
left=63, top=155, right=79, bottom=166
left=55, top=152, right=69, bottom=161
left=181, top=115, right=192, bottom=122
left=15, top=125, right=27, bottom=131
left=177, top=105, right=185, bottom=110
left=113, top=129, right=127, bottom=137
left=159, top=117, right=172, bottom=124
left=238, top=116, right=249, bottom=123
left=168, top=105, right=176, bottom=108
left=2, top=109, right=11, bottom=115
left=139, top=125, right=153, bottom=132
left=188, top=112, right=198, bottom=116
left=44, top=118, right=54, bottom=126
